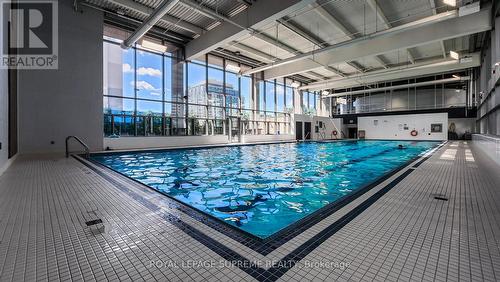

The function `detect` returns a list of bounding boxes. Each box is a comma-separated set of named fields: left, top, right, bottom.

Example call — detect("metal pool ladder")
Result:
left=66, top=136, right=90, bottom=159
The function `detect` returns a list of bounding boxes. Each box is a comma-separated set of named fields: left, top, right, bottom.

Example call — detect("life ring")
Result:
left=410, top=130, right=418, bottom=136
left=332, top=130, right=338, bottom=136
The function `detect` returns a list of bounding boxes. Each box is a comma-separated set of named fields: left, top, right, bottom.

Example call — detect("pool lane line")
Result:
left=82, top=142, right=442, bottom=257
left=73, top=144, right=438, bottom=282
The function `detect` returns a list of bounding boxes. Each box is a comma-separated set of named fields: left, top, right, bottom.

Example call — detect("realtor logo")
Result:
left=1, top=0, right=58, bottom=69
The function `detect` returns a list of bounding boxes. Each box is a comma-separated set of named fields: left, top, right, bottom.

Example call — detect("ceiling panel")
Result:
left=378, top=0, right=433, bottom=26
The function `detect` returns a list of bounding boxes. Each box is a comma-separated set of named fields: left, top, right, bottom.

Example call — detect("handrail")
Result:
left=319, top=131, right=326, bottom=140
left=304, top=131, right=311, bottom=140
left=66, top=136, right=90, bottom=159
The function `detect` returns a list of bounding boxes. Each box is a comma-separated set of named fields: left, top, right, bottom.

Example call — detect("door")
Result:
left=348, top=128, right=357, bottom=139
left=304, top=122, right=312, bottom=140
left=228, top=117, right=241, bottom=143
left=295, top=121, right=303, bottom=140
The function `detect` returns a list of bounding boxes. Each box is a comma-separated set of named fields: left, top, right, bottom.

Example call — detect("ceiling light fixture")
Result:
left=452, top=74, right=460, bottom=78
left=321, top=90, right=330, bottom=95
left=140, top=39, right=167, bottom=53
left=291, top=81, right=301, bottom=88
left=450, top=50, right=460, bottom=60
left=443, top=0, right=457, bottom=7
left=225, top=63, right=241, bottom=73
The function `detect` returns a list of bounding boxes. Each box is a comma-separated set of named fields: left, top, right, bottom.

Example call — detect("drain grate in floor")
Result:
left=85, top=219, right=103, bottom=226
left=433, top=196, right=448, bottom=201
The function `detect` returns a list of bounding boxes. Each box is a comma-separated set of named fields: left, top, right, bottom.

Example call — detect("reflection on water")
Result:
left=92, top=140, right=438, bottom=238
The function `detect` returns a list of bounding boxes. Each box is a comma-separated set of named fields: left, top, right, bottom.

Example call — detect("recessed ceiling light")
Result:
left=225, top=63, right=241, bottom=73
left=444, top=0, right=456, bottom=7
left=321, top=90, right=330, bottom=95
left=450, top=50, right=460, bottom=60
left=452, top=74, right=460, bottom=78
left=140, top=39, right=167, bottom=53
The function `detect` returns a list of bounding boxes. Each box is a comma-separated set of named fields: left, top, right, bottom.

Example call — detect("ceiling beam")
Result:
left=251, top=7, right=490, bottom=80
left=429, top=0, right=448, bottom=58
left=184, top=0, right=316, bottom=60
left=346, top=61, right=365, bottom=73
left=229, top=42, right=336, bottom=79
left=366, top=0, right=417, bottom=63
left=310, top=3, right=388, bottom=69
left=178, top=0, right=220, bottom=20
left=299, top=52, right=480, bottom=91
left=104, top=0, right=204, bottom=35
left=278, top=17, right=365, bottom=73
left=122, top=0, right=179, bottom=48
left=313, top=4, right=354, bottom=40
left=246, top=27, right=346, bottom=77
left=373, top=56, right=389, bottom=69
left=230, top=42, right=277, bottom=62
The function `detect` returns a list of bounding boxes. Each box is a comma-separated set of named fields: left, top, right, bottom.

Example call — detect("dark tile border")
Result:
left=84, top=141, right=444, bottom=256
left=73, top=141, right=440, bottom=282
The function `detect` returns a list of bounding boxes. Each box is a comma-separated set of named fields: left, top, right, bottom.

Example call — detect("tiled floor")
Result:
left=0, top=141, right=499, bottom=281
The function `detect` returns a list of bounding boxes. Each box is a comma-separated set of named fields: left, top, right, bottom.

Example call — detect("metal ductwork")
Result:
left=121, top=0, right=179, bottom=49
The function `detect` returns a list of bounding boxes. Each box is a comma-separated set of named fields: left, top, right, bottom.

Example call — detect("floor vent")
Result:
left=85, top=219, right=103, bottom=226
left=433, top=196, right=448, bottom=201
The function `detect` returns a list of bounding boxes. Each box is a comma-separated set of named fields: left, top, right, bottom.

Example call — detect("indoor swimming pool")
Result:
left=90, top=140, right=438, bottom=238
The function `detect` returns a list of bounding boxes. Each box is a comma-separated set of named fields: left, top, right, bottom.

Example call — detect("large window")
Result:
left=241, top=75, right=252, bottom=110
left=277, top=82, right=285, bottom=112
left=225, top=68, right=240, bottom=117
left=136, top=50, right=162, bottom=100
left=285, top=86, right=293, bottom=113
left=103, top=40, right=292, bottom=137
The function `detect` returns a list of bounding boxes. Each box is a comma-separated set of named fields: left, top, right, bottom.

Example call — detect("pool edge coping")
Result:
left=78, top=140, right=445, bottom=256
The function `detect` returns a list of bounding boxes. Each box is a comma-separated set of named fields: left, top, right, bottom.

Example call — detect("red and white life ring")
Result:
left=332, top=130, right=338, bottom=136
left=410, top=130, right=418, bottom=136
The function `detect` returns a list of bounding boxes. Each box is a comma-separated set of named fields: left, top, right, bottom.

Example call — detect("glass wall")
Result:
left=103, top=40, right=293, bottom=137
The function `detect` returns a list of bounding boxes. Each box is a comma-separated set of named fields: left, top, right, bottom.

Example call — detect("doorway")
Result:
left=227, top=117, right=241, bottom=143
left=348, top=128, right=357, bottom=139
left=304, top=122, right=312, bottom=140
left=295, top=121, right=303, bottom=140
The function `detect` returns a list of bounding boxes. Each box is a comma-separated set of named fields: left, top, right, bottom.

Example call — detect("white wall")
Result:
left=294, top=114, right=343, bottom=140
left=17, top=2, right=103, bottom=154
left=472, top=134, right=500, bottom=167
left=358, top=113, right=448, bottom=140
left=104, top=135, right=295, bottom=150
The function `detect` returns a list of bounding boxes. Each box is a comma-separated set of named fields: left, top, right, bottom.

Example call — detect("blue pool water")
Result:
left=91, top=140, right=438, bottom=238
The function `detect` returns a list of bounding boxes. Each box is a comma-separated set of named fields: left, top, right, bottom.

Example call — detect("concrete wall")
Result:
left=17, top=2, right=103, bottom=154
left=104, top=134, right=295, bottom=150
left=358, top=113, right=448, bottom=140
left=472, top=134, right=500, bottom=166
left=0, top=67, right=7, bottom=173
left=476, top=14, right=500, bottom=135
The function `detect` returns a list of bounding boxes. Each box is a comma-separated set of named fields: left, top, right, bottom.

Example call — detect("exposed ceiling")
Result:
left=82, top=0, right=492, bottom=89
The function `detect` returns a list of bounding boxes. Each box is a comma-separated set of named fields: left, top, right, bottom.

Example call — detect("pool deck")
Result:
left=0, top=141, right=499, bottom=281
